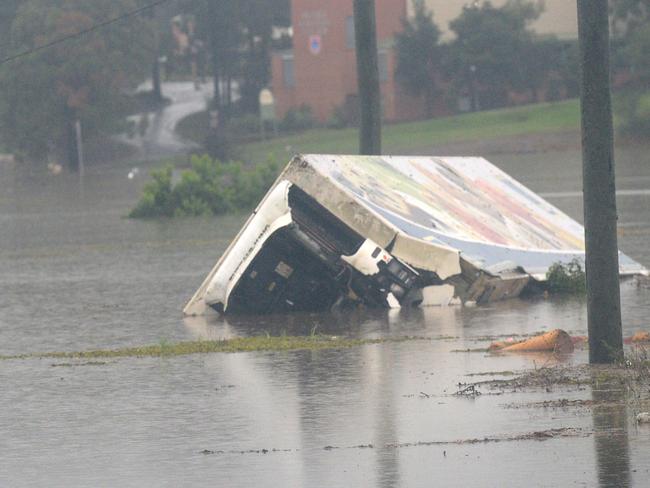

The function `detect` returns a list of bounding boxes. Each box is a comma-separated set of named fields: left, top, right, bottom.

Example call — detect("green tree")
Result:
left=445, top=0, right=544, bottom=109
left=611, top=0, right=650, bottom=35
left=239, top=0, right=273, bottom=114
left=395, top=0, right=441, bottom=118
left=610, top=0, right=650, bottom=134
left=0, top=0, right=20, bottom=59
left=0, top=0, right=154, bottom=167
left=148, top=2, right=179, bottom=104
left=185, top=0, right=240, bottom=117
left=183, top=0, right=290, bottom=118
left=171, top=0, right=288, bottom=159
left=517, top=36, right=571, bottom=102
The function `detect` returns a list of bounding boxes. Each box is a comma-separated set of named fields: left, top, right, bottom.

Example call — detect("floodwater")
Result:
left=1, top=145, right=650, bottom=487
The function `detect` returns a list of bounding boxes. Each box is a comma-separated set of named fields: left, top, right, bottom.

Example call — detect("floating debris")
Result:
left=455, top=384, right=482, bottom=397
left=627, top=331, right=650, bottom=344
left=502, top=398, right=597, bottom=410
left=488, top=329, right=575, bottom=354
left=47, top=162, right=63, bottom=175
left=127, top=167, right=140, bottom=180
left=200, top=428, right=589, bottom=456
left=637, top=412, right=650, bottom=424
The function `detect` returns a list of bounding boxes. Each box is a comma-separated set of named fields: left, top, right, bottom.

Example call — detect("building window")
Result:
left=346, top=16, right=355, bottom=49
left=378, top=51, right=388, bottom=83
left=283, top=55, right=295, bottom=87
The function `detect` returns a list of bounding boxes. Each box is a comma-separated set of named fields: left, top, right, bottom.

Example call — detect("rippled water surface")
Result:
left=1, top=147, right=649, bottom=487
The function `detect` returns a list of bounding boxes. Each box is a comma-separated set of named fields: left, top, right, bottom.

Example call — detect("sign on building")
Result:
left=309, top=35, right=322, bottom=55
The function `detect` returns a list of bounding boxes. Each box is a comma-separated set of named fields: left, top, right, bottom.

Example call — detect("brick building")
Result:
left=270, top=0, right=432, bottom=124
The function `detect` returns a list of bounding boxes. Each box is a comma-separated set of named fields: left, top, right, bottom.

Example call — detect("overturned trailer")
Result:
left=184, top=154, right=647, bottom=316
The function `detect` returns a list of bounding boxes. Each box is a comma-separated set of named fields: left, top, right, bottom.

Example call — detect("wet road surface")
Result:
left=118, top=81, right=214, bottom=161
left=1, top=145, right=649, bottom=487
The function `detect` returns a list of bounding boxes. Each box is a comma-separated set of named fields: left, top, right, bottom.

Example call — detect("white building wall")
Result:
left=409, top=0, right=578, bottom=40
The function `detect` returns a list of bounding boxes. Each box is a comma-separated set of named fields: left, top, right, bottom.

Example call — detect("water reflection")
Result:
left=591, top=374, right=631, bottom=488
left=2, top=143, right=650, bottom=486
left=371, top=345, right=401, bottom=488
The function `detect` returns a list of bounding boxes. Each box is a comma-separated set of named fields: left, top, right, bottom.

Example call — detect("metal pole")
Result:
left=353, top=0, right=381, bottom=155
left=152, top=56, right=163, bottom=103
left=469, top=65, right=479, bottom=112
left=577, top=0, right=623, bottom=364
left=75, top=119, right=85, bottom=179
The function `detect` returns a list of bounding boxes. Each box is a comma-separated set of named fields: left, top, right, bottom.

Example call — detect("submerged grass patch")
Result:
left=50, top=361, right=109, bottom=367
left=1, top=335, right=427, bottom=361
left=465, top=370, right=517, bottom=377
left=468, top=354, right=650, bottom=394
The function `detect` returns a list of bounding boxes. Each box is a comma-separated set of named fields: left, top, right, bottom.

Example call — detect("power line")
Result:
left=0, top=0, right=175, bottom=66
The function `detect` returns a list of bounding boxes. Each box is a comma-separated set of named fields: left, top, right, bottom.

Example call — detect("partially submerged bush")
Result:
left=129, top=155, right=280, bottom=218
left=279, top=104, right=316, bottom=132
left=545, top=259, right=586, bottom=294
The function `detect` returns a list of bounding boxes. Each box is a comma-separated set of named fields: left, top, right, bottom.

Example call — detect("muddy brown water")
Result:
left=1, top=146, right=650, bottom=487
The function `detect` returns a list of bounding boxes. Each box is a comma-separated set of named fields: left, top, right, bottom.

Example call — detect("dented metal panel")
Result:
left=281, top=158, right=398, bottom=249
left=292, top=154, right=645, bottom=277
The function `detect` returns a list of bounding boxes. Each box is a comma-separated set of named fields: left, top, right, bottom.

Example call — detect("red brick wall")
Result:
left=271, top=0, right=413, bottom=123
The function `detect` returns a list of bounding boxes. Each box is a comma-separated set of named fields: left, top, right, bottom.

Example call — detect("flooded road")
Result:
left=119, top=81, right=214, bottom=161
left=1, top=145, right=649, bottom=487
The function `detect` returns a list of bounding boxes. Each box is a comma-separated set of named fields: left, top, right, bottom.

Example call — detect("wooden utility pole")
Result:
left=577, top=0, right=623, bottom=364
left=353, top=0, right=381, bottom=155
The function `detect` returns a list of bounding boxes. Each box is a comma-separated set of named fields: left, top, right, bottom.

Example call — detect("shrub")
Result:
left=129, top=155, right=281, bottom=219
left=545, top=259, right=586, bottom=295
left=327, top=103, right=354, bottom=129
left=128, top=165, right=176, bottom=218
left=228, top=114, right=262, bottom=136
left=279, top=104, right=316, bottom=132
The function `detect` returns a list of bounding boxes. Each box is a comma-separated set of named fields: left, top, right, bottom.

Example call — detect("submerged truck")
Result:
left=184, top=154, right=647, bottom=316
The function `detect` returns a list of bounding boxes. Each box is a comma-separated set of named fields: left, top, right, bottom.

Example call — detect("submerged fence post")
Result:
left=353, top=0, right=382, bottom=155
left=577, top=0, right=623, bottom=364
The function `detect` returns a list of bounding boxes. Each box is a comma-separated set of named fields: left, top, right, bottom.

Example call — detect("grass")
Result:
left=638, top=92, right=650, bottom=117
left=238, top=99, right=580, bottom=163
left=1, top=335, right=428, bottom=361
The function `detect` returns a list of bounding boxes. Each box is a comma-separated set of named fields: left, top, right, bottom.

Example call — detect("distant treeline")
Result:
left=0, top=0, right=290, bottom=167
left=395, top=0, right=650, bottom=130
left=0, top=0, right=648, bottom=169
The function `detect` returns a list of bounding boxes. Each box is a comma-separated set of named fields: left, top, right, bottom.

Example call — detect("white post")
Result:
left=75, top=120, right=85, bottom=179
